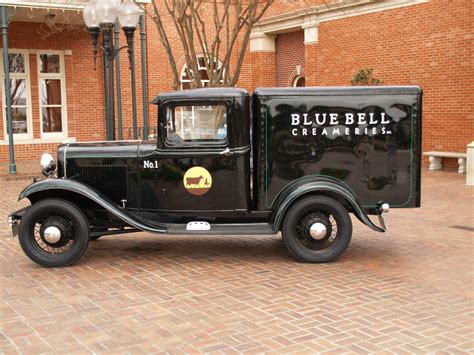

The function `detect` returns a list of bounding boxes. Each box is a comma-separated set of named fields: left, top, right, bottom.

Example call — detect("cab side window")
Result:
left=167, top=104, right=227, bottom=144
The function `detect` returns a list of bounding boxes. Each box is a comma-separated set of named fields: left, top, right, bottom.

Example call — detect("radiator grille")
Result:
left=76, top=164, right=127, bottom=202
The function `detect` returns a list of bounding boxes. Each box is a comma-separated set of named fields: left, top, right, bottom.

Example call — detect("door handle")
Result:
left=219, top=147, right=231, bottom=155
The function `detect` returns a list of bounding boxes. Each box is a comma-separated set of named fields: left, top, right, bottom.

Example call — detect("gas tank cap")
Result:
left=186, top=221, right=211, bottom=231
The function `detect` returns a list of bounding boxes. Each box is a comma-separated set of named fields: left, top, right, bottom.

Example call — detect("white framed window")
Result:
left=180, top=55, right=223, bottom=90
left=37, top=50, right=68, bottom=138
left=1, top=49, right=33, bottom=140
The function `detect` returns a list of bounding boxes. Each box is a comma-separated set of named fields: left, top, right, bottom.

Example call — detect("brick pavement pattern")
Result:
left=0, top=171, right=473, bottom=353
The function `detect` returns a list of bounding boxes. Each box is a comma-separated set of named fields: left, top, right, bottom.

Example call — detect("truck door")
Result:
left=139, top=102, right=236, bottom=212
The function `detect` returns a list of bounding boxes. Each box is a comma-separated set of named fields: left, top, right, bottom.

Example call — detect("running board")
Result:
left=166, top=222, right=276, bottom=235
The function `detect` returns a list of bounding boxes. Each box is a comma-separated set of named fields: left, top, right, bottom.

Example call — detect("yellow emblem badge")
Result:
left=183, top=167, right=212, bottom=196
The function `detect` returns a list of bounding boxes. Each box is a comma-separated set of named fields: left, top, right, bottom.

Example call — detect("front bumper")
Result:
left=8, top=207, right=29, bottom=237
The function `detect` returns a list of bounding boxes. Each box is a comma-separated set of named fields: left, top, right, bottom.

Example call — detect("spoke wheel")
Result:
left=296, top=212, right=337, bottom=251
left=282, top=195, right=352, bottom=263
left=33, top=216, right=75, bottom=254
left=19, top=199, right=90, bottom=267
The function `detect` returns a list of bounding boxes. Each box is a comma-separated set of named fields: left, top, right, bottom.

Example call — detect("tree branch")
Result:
left=138, top=0, right=274, bottom=89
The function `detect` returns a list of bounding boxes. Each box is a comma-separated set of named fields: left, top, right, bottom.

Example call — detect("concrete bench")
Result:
left=423, top=151, right=467, bottom=174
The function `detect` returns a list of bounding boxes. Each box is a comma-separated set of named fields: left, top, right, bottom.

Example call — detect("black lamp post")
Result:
left=83, top=0, right=141, bottom=141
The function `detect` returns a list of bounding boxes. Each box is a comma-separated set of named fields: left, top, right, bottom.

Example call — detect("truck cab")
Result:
left=139, top=88, right=252, bottom=216
left=9, top=86, right=422, bottom=267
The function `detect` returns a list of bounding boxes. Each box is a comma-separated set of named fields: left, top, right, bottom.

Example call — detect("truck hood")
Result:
left=57, top=140, right=142, bottom=179
left=58, top=140, right=140, bottom=160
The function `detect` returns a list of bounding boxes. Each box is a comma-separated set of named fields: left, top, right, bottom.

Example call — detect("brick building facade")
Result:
left=1, top=0, right=472, bottom=170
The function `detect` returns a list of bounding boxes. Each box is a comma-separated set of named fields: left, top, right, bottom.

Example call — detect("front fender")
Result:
left=19, top=179, right=167, bottom=233
left=271, top=176, right=385, bottom=233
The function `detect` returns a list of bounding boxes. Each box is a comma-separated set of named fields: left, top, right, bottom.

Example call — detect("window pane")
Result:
left=39, top=54, right=61, bottom=73
left=294, top=76, right=305, bottom=87
left=169, top=105, right=227, bottom=142
left=200, top=69, right=209, bottom=81
left=8, top=53, right=25, bottom=73
left=181, top=69, right=190, bottom=81
left=180, top=56, right=222, bottom=90
left=6, top=107, right=28, bottom=134
left=9, top=79, right=27, bottom=106
left=197, top=56, right=206, bottom=68
left=41, top=79, right=62, bottom=105
left=42, top=107, right=62, bottom=133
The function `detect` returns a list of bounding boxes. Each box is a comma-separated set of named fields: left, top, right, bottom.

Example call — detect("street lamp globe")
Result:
left=118, top=0, right=142, bottom=29
left=83, top=0, right=100, bottom=28
left=95, top=0, right=121, bottom=25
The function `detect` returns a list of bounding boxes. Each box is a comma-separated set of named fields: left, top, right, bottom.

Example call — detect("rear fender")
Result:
left=18, top=179, right=167, bottom=233
left=271, top=176, right=385, bottom=233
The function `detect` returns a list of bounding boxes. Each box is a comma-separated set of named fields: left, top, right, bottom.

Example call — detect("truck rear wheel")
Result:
left=282, top=195, right=352, bottom=263
left=18, top=199, right=90, bottom=267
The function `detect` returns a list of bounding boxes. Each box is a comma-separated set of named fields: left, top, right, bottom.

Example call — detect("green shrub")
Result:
left=351, top=68, right=383, bottom=86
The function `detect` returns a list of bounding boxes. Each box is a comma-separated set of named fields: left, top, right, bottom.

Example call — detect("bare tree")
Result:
left=140, top=0, right=274, bottom=90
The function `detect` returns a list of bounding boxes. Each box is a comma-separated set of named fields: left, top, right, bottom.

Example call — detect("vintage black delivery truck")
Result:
left=9, top=86, right=422, bottom=267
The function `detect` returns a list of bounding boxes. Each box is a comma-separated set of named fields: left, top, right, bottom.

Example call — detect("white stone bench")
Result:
left=423, top=151, right=467, bottom=174
left=467, top=142, right=474, bottom=185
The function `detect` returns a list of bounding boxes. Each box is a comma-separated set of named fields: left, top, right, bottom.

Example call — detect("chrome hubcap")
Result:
left=43, top=226, right=61, bottom=244
left=309, top=222, right=327, bottom=240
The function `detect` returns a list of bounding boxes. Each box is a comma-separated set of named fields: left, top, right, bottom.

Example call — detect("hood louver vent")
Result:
left=75, top=163, right=127, bottom=203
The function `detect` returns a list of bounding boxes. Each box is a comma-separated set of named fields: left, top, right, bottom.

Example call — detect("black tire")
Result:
left=18, top=198, right=90, bottom=267
left=282, top=195, right=352, bottom=263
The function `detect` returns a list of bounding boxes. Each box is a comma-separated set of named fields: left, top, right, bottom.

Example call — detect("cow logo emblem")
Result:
left=183, top=167, right=212, bottom=196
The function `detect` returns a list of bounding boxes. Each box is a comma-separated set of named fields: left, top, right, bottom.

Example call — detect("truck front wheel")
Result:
left=18, top=199, right=90, bottom=267
left=282, top=196, right=352, bottom=263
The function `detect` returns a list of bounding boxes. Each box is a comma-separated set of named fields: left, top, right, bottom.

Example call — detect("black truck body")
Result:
left=9, top=86, right=422, bottom=267
left=254, top=87, right=421, bottom=211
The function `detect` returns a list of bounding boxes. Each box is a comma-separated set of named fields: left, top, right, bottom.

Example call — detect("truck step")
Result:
left=186, top=221, right=211, bottom=231
left=167, top=223, right=275, bottom=235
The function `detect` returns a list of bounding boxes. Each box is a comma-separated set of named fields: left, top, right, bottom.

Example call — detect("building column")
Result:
left=1, top=6, right=16, bottom=174
left=303, top=18, right=319, bottom=86
left=249, top=32, right=276, bottom=89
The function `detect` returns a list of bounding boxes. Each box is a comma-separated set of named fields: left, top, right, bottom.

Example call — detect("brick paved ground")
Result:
left=0, top=161, right=42, bottom=182
left=0, top=171, right=473, bottom=353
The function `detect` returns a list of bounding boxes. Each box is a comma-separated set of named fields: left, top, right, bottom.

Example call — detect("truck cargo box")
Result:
left=253, top=86, right=422, bottom=211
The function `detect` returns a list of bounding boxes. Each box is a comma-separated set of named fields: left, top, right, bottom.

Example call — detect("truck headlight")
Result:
left=40, top=153, right=57, bottom=177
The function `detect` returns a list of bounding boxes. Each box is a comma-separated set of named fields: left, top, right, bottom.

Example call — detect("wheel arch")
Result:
left=20, top=180, right=113, bottom=211
left=271, top=177, right=385, bottom=233
left=18, top=179, right=166, bottom=233
left=25, top=189, right=102, bottom=210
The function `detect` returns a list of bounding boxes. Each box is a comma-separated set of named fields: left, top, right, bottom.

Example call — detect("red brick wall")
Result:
left=0, top=8, right=253, bottom=163
left=275, top=31, right=305, bottom=87
left=263, top=0, right=330, bottom=18
left=0, top=22, right=106, bottom=161
left=250, top=51, right=276, bottom=89
left=1, top=0, right=472, bottom=172
left=302, top=0, right=473, bottom=169
left=141, top=3, right=257, bottom=132
left=0, top=20, right=149, bottom=161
